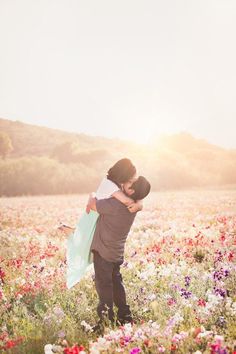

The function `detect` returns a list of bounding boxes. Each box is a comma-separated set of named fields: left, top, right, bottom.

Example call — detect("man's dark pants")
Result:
left=93, top=250, right=132, bottom=325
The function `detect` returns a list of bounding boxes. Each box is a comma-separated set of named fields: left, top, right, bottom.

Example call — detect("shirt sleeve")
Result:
left=95, top=177, right=120, bottom=200
left=96, top=198, right=120, bottom=215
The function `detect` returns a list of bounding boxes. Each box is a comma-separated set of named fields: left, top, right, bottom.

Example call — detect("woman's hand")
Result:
left=86, top=192, right=96, bottom=213
left=86, top=193, right=97, bottom=213
left=127, top=200, right=143, bottom=213
left=86, top=201, right=91, bottom=214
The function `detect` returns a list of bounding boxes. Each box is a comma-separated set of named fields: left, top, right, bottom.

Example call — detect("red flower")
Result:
left=120, top=338, right=125, bottom=347
left=1, top=337, right=24, bottom=350
left=220, top=233, right=226, bottom=242
left=144, top=339, right=152, bottom=347
left=0, top=267, right=6, bottom=282
left=170, top=344, right=177, bottom=351
left=228, top=252, right=234, bottom=261
left=167, top=298, right=176, bottom=306
left=0, top=332, right=8, bottom=341
left=6, top=340, right=17, bottom=348
left=63, top=345, right=85, bottom=354
left=197, top=298, right=206, bottom=307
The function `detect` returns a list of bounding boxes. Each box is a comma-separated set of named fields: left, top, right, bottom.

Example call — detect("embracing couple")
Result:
left=63, top=158, right=151, bottom=334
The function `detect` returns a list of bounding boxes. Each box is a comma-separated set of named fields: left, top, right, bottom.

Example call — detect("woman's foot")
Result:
left=57, top=224, right=75, bottom=236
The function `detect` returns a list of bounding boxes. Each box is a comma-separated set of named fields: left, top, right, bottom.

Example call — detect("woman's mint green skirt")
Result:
left=66, top=210, right=99, bottom=289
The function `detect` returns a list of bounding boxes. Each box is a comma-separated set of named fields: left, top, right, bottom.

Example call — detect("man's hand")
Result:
left=127, top=200, right=143, bottom=213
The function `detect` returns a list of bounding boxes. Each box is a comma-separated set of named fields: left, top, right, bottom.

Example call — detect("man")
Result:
left=87, top=176, right=151, bottom=334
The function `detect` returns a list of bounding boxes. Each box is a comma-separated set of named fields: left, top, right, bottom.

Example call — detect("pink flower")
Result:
left=130, top=347, right=141, bottom=354
left=158, top=345, right=166, bottom=352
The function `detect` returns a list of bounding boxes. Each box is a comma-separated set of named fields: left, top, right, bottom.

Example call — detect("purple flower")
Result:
left=213, top=268, right=230, bottom=281
left=224, top=269, right=230, bottom=277
left=140, top=287, right=145, bottom=294
left=214, top=287, right=227, bottom=298
left=213, top=270, right=224, bottom=281
left=58, top=330, right=66, bottom=338
left=214, top=251, right=223, bottom=263
left=184, top=276, right=191, bottom=287
left=180, top=288, right=192, bottom=299
left=215, top=316, right=227, bottom=328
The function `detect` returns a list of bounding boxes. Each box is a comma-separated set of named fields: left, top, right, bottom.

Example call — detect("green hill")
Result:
left=0, top=117, right=133, bottom=157
left=0, top=117, right=236, bottom=196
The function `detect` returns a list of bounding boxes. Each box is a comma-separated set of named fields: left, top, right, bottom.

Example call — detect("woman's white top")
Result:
left=95, top=177, right=120, bottom=200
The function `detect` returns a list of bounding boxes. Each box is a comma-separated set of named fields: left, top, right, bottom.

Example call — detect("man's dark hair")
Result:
left=131, top=176, right=151, bottom=201
left=107, top=158, right=136, bottom=186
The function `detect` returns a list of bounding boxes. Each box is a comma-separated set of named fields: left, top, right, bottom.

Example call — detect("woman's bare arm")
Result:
left=112, top=190, right=134, bottom=206
left=112, top=191, right=143, bottom=213
left=86, top=191, right=143, bottom=214
left=127, top=200, right=143, bottom=213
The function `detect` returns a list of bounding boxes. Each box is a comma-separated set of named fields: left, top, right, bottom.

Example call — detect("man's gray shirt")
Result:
left=90, top=197, right=137, bottom=263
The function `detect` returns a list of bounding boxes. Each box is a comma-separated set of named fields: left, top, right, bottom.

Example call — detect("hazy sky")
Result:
left=0, top=0, right=236, bottom=147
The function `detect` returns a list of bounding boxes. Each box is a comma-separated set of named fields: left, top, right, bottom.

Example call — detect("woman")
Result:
left=65, top=158, right=142, bottom=289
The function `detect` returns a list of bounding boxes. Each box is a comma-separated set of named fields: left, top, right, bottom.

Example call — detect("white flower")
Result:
left=214, top=335, right=224, bottom=344
left=198, top=330, right=213, bottom=338
left=173, top=312, right=184, bottom=324
left=205, top=291, right=221, bottom=310
left=127, top=262, right=134, bottom=269
left=231, top=302, right=236, bottom=315
left=148, top=293, right=156, bottom=301
left=81, top=320, right=93, bottom=332
left=44, top=344, right=53, bottom=354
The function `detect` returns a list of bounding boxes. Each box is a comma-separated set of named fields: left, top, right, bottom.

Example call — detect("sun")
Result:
left=129, top=131, right=152, bottom=145
left=118, top=116, right=177, bottom=145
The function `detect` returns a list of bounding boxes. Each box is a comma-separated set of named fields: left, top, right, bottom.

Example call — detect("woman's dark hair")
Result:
left=107, top=158, right=136, bottom=186
left=131, top=176, right=151, bottom=201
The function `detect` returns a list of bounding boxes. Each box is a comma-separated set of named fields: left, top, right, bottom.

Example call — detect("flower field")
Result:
left=0, top=190, right=236, bottom=353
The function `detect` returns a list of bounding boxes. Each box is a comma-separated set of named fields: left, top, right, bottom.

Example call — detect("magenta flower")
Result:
left=130, top=347, right=141, bottom=354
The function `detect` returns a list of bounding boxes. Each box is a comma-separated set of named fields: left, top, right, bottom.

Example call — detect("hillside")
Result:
left=0, top=117, right=236, bottom=196
left=0, top=117, right=133, bottom=157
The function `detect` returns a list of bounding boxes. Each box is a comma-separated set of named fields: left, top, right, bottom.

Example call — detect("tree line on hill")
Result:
left=0, top=118, right=236, bottom=196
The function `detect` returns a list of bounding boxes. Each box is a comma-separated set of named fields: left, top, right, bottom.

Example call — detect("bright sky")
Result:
left=0, top=0, right=236, bottom=147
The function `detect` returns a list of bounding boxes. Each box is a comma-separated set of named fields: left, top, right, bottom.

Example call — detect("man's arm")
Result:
left=87, top=197, right=120, bottom=215
left=87, top=194, right=143, bottom=214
